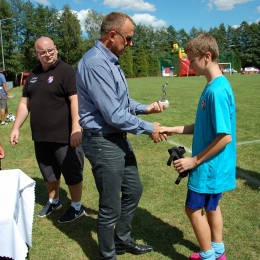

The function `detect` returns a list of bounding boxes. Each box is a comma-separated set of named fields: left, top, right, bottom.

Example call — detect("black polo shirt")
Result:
left=23, top=59, right=77, bottom=143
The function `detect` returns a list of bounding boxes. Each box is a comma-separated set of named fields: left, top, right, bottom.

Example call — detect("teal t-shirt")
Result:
left=188, top=75, right=236, bottom=194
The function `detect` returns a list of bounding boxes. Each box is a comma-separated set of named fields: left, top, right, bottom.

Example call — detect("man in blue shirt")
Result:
left=77, top=12, right=166, bottom=260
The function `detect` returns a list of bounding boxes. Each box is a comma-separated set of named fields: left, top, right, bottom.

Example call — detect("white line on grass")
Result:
left=167, top=139, right=260, bottom=185
left=167, top=140, right=192, bottom=153
left=167, top=139, right=260, bottom=152
left=237, top=139, right=260, bottom=145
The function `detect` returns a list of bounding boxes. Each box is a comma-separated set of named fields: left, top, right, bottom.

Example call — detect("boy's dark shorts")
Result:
left=185, top=189, right=222, bottom=211
left=34, top=142, right=84, bottom=185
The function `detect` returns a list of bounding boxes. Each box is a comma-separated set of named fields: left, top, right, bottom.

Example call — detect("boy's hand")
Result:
left=173, top=157, right=197, bottom=173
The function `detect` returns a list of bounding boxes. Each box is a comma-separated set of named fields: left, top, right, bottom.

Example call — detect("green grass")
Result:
left=1, top=74, right=260, bottom=260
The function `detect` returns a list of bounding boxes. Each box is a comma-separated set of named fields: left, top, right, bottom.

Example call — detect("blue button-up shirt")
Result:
left=76, top=40, right=154, bottom=135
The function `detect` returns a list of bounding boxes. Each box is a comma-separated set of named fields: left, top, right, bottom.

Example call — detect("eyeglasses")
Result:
left=35, top=48, right=55, bottom=56
left=115, top=31, right=133, bottom=43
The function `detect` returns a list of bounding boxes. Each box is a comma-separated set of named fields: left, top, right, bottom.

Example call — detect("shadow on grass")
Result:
left=33, top=177, right=100, bottom=260
left=236, top=167, right=260, bottom=191
left=33, top=177, right=197, bottom=259
left=132, top=207, right=198, bottom=259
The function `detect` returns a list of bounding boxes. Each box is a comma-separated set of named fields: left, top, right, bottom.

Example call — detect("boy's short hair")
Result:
left=184, top=33, right=219, bottom=62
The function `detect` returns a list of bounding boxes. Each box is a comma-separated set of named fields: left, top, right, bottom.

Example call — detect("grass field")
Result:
left=0, top=73, right=260, bottom=260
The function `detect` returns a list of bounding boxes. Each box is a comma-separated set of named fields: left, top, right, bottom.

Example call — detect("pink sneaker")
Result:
left=190, top=252, right=226, bottom=260
left=217, top=254, right=226, bottom=260
left=190, top=252, right=200, bottom=260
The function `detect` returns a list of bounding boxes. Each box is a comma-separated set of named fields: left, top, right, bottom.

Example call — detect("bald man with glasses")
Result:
left=76, top=12, right=167, bottom=260
left=10, top=37, right=85, bottom=224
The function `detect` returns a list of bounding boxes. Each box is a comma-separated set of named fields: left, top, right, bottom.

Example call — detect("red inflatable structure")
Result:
left=179, top=58, right=195, bottom=77
left=173, top=44, right=195, bottom=77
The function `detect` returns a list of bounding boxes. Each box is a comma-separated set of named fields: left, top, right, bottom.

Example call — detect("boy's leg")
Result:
left=206, top=205, right=223, bottom=242
left=207, top=206, right=225, bottom=258
left=185, top=206, right=212, bottom=252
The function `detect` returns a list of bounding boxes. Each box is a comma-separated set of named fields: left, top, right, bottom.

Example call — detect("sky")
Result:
left=33, top=0, right=260, bottom=33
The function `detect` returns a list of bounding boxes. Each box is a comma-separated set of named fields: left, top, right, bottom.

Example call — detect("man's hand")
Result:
left=149, top=122, right=168, bottom=143
left=70, top=129, right=82, bottom=147
left=10, top=130, right=19, bottom=146
left=146, top=101, right=165, bottom=114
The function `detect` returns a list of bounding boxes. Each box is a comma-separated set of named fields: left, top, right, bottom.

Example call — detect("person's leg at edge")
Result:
left=5, top=103, right=9, bottom=117
left=1, top=108, right=6, bottom=123
left=207, top=206, right=225, bottom=259
left=1, top=99, right=7, bottom=123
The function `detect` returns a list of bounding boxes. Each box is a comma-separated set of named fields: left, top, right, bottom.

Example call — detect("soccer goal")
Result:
left=219, top=63, right=232, bottom=75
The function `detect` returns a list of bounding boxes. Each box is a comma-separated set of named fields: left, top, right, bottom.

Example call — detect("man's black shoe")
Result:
left=115, top=240, right=153, bottom=255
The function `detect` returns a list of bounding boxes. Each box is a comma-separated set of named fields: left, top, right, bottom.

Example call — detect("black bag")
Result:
left=167, top=146, right=189, bottom=185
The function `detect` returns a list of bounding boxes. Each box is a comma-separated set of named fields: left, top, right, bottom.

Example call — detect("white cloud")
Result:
left=257, top=6, right=260, bottom=13
left=131, top=13, right=167, bottom=28
left=73, top=0, right=83, bottom=4
left=34, top=0, right=51, bottom=5
left=103, top=0, right=156, bottom=12
left=73, top=9, right=91, bottom=32
left=208, top=0, right=253, bottom=11
left=207, top=3, right=213, bottom=10
left=73, top=10, right=166, bottom=32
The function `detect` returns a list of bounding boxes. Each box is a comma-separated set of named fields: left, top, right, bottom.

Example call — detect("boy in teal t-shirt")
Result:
left=161, top=33, right=236, bottom=260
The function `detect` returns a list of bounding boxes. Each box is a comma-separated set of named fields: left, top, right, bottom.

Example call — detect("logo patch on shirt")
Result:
left=47, top=76, right=54, bottom=83
left=30, top=77, right=38, bottom=83
left=201, top=99, right=206, bottom=110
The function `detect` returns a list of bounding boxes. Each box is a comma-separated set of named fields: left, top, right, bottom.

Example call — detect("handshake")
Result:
left=149, top=122, right=169, bottom=143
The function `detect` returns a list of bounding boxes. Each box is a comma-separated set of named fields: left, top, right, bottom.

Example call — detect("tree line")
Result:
left=0, top=0, right=259, bottom=82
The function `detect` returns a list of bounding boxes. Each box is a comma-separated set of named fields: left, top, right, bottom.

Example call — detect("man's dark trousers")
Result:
left=82, top=134, right=143, bottom=260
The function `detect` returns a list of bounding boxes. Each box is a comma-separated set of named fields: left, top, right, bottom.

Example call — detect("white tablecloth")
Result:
left=0, top=169, right=35, bottom=260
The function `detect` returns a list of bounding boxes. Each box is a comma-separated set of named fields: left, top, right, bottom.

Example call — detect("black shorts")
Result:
left=34, top=142, right=84, bottom=185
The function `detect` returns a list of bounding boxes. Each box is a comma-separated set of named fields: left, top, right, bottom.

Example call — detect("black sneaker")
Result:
left=38, top=200, right=62, bottom=217
left=58, top=205, right=85, bottom=223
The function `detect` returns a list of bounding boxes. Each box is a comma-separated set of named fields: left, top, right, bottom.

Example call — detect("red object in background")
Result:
left=18, top=72, right=30, bottom=86
left=179, top=58, right=195, bottom=77
left=165, top=67, right=170, bottom=73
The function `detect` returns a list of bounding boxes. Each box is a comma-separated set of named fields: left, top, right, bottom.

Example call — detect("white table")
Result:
left=0, top=169, right=35, bottom=260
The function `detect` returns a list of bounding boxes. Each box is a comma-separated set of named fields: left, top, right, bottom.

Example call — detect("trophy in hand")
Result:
left=158, top=82, right=169, bottom=107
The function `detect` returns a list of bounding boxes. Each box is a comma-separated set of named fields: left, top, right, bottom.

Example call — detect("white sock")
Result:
left=71, top=201, right=81, bottom=211
left=49, top=198, right=59, bottom=204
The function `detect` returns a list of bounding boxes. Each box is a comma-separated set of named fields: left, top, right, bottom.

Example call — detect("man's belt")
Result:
left=82, top=129, right=127, bottom=138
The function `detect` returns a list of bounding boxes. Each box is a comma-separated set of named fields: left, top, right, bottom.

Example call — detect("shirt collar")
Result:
left=37, top=58, right=61, bottom=72
left=95, top=40, right=119, bottom=66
